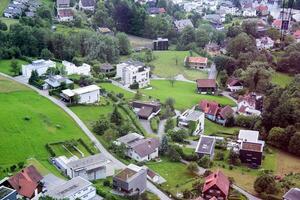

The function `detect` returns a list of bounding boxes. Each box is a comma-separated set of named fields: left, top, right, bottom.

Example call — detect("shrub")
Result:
left=187, top=162, right=199, bottom=174
left=103, top=179, right=111, bottom=187
left=24, top=116, right=31, bottom=121
left=150, top=116, right=160, bottom=133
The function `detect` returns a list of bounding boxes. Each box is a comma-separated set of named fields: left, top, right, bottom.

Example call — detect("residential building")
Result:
left=62, top=60, right=91, bottom=76
left=99, top=63, right=115, bottom=73
left=22, top=59, right=56, bottom=78
left=174, top=19, right=194, bottom=32
left=283, top=188, right=300, bottom=200
left=178, top=108, right=205, bottom=135
left=238, top=130, right=261, bottom=143
left=44, top=75, right=73, bottom=90
left=185, top=56, right=208, bottom=70
left=98, top=27, right=113, bottom=35
left=237, top=93, right=263, bottom=116
left=5, top=166, right=43, bottom=199
left=293, top=29, right=300, bottom=42
left=113, top=167, right=147, bottom=195
left=0, top=186, right=16, bottom=200
left=202, top=170, right=230, bottom=200
left=153, top=38, right=169, bottom=51
left=196, top=79, right=217, bottom=94
left=256, top=5, right=269, bottom=16
left=115, top=133, right=159, bottom=162
left=195, top=135, right=216, bottom=159
left=52, top=153, right=114, bottom=181
left=46, top=176, right=97, bottom=200
left=116, top=60, right=150, bottom=88
left=61, top=85, right=100, bottom=104
left=131, top=101, right=161, bottom=120
left=226, top=77, right=243, bottom=92
left=57, top=0, right=70, bottom=9
left=272, top=19, right=282, bottom=30
left=256, top=36, right=274, bottom=50
left=57, top=8, right=74, bottom=21
left=79, top=0, right=96, bottom=11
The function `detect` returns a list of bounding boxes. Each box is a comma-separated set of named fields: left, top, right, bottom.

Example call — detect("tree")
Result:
left=254, top=174, right=277, bottom=194
left=227, top=25, right=242, bottom=38
left=214, top=151, right=225, bottom=161
left=169, top=129, right=188, bottom=143
left=168, top=77, right=176, bottom=87
left=267, top=28, right=280, bottom=40
left=288, top=132, right=300, bottom=156
left=267, top=127, right=286, bottom=148
left=177, top=26, right=195, bottom=50
left=78, top=75, right=94, bottom=86
left=187, top=162, right=199, bottom=174
left=198, top=155, right=212, bottom=168
left=228, top=149, right=241, bottom=166
left=165, top=97, right=175, bottom=110
left=134, top=90, right=142, bottom=100
left=10, top=59, right=19, bottom=75
left=242, top=20, right=257, bottom=37
left=0, top=20, right=8, bottom=31
left=116, top=32, right=131, bottom=55
left=164, top=118, right=175, bottom=132
left=167, top=146, right=181, bottom=162
left=40, top=48, right=54, bottom=60
left=93, top=116, right=110, bottom=135
left=144, top=49, right=154, bottom=62
left=110, top=106, right=122, bottom=126
left=227, top=32, right=256, bottom=58
left=28, top=70, right=39, bottom=85
left=159, top=135, right=169, bottom=155
left=195, top=29, right=210, bottom=48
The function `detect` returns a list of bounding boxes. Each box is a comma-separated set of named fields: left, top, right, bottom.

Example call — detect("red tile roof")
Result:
left=219, top=105, right=234, bottom=119
left=256, top=5, right=268, bottom=11
left=8, top=165, right=43, bottom=198
left=199, top=100, right=219, bottom=116
left=188, top=56, right=208, bottom=64
left=159, top=7, right=166, bottom=13
left=58, top=8, right=74, bottom=17
left=196, top=79, right=217, bottom=88
left=238, top=94, right=256, bottom=107
left=272, top=19, right=282, bottom=28
left=241, top=142, right=263, bottom=152
left=203, top=170, right=230, bottom=197
left=293, top=30, right=300, bottom=39
left=227, top=78, right=242, bottom=87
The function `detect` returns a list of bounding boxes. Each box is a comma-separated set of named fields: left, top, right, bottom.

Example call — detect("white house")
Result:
left=46, top=176, right=97, bottom=200
left=226, top=78, right=243, bottom=92
left=243, top=8, right=256, bottom=17
left=79, top=0, right=96, bottom=11
left=61, top=85, right=100, bottom=104
left=44, top=75, right=73, bottom=89
left=22, top=59, right=56, bottom=78
left=52, top=153, right=114, bottom=181
left=256, top=36, right=274, bottom=50
left=237, top=93, right=262, bottom=116
left=57, top=8, right=74, bottom=21
left=116, top=60, right=150, bottom=88
left=178, top=108, right=205, bottom=135
left=62, top=60, right=91, bottom=76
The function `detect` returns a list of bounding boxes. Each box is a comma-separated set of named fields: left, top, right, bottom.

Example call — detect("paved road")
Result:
left=1, top=73, right=172, bottom=200
left=208, top=63, right=217, bottom=79
left=232, top=185, right=261, bottom=200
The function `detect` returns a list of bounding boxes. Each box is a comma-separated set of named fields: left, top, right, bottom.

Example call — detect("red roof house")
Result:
left=186, top=56, right=208, bottom=69
left=272, top=19, right=282, bottom=29
left=256, top=5, right=269, bottom=16
left=7, top=165, right=43, bottom=199
left=196, top=79, right=217, bottom=94
left=202, top=170, right=230, bottom=200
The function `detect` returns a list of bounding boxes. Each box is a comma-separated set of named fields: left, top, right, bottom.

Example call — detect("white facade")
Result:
left=243, top=8, right=257, bottom=17
left=62, top=60, right=91, bottom=76
left=79, top=0, right=95, bottom=11
left=178, top=108, right=205, bottom=135
left=116, top=61, right=150, bottom=88
left=256, top=37, right=274, bottom=50
left=227, top=85, right=243, bottom=92
left=128, top=148, right=159, bottom=162
left=62, top=85, right=100, bottom=104
left=22, top=59, right=56, bottom=78
left=238, top=100, right=261, bottom=116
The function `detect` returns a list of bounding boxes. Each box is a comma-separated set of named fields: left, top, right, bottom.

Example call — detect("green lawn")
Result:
left=142, top=80, right=236, bottom=110
left=135, top=51, right=208, bottom=80
left=0, top=0, right=10, bottom=15
left=0, top=59, right=29, bottom=76
left=55, top=24, right=93, bottom=35
left=204, top=119, right=240, bottom=136
left=0, top=17, right=19, bottom=29
left=99, top=82, right=135, bottom=100
left=0, top=75, right=92, bottom=177
left=271, top=72, right=294, bottom=87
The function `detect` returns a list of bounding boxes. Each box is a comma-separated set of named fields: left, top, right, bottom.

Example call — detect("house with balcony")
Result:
left=185, top=56, right=209, bottom=70
left=61, top=85, right=100, bottom=104
left=178, top=108, right=205, bottom=135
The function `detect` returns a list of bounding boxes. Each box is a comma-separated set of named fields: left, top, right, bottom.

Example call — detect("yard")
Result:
left=0, top=0, right=10, bottom=15
left=138, top=50, right=208, bottom=80
left=99, top=82, right=135, bottom=100
left=0, top=75, right=92, bottom=178
left=0, top=59, right=29, bottom=76
left=271, top=72, right=294, bottom=87
left=204, top=119, right=240, bottom=137
left=141, top=80, right=236, bottom=110
left=127, top=34, right=153, bottom=48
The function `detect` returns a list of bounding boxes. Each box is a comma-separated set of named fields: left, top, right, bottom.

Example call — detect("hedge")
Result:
left=78, top=138, right=95, bottom=155
left=150, top=116, right=160, bottom=133
left=45, top=143, right=56, bottom=157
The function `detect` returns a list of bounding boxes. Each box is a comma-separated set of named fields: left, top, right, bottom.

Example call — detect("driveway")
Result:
left=0, top=73, right=172, bottom=200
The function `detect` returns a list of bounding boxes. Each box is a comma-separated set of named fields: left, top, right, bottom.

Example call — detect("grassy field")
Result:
left=0, top=59, right=29, bottom=76
left=55, top=24, right=93, bottom=35
left=271, top=72, right=294, bottom=87
left=0, top=17, right=19, bottom=29
left=142, top=80, right=236, bottom=110
left=205, top=119, right=240, bottom=136
left=99, top=82, right=135, bottom=100
left=141, top=51, right=208, bottom=80
left=0, top=0, right=10, bottom=15
left=127, top=34, right=153, bottom=48
left=0, top=75, right=92, bottom=177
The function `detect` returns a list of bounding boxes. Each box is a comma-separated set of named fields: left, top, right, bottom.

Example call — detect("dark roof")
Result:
left=100, top=63, right=114, bottom=70
left=227, top=77, right=242, bottom=87
left=219, top=106, right=234, bottom=119
left=80, top=0, right=95, bottom=7
left=58, top=9, right=73, bottom=17
left=137, top=106, right=154, bottom=119
left=196, top=79, right=217, bottom=88
left=241, top=142, right=263, bottom=152
left=195, top=135, right=216, bottom=155
left=283, top=188, right=300, bottom=200
left=147, top=169, right=157, bottom=179
left=8, top=165, right=43, bottom=198
left=129, top=138, right=160, bottom=158
left=203, top=171, right=230, bottom=197
left=115, top=168, right=137, bottom=181
left=132, top=101, right=161, bottom=112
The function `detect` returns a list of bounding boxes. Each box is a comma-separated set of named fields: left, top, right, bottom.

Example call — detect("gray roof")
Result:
left=124, top=60, right=145, bottom=67
left=117, top=133, right=144, bottom=145
left=0, top=186, right=15, bottom=199
left=44, top=75, right=73, bottom=88
left=283, top=188, right=300, bottom=200
left=100, top=63, right=114, bottom=70
left=57, top=0, right=70, bottom=6
left=80, top=0, right=95, bottom=7
left=129, top=138, right=160, bottom=158
left=47, top=177, right=92, bottom=199
left=185, top=110, right=203, bottom=121
left=67, top=153, right=110, bottom=171
left=174, top=19, right=194, bottom=30
left=195, top=135, right=216, bottom=155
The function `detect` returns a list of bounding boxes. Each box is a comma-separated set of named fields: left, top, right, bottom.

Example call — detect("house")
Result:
left=153, top=38, right=168, bottom=51
left=113, top=167, right=147, bottom=196
left=195, top=135, right=216, bottom=159
left=57, top=8, right=74, bottom=21
left=52, top=153, right=114, bottom=181
left=185, top=56, right=208, bottom=70
left=196, top=79, right=217, bottom=94
left=56, top=0, right=70, bottom=9
left=237, top=93, right=263, bottom=116
left=0, top=186, right=17, bottom=200
left=126, top=164, right=162, bottom=184
left=131, top=101, right=161, bottom=120
left=147, top=7, right=166, bottom=15
left=202, top=170, right=230, bottom=200
left=99, top=63, right=115, bottom=74
left=226, top=77, right=243, bottom=92
left=115, top=133, right=159, bottom=162
left=174, top=19, right=194, bottom=32
left=283, top=188, right=300, bottom=200
left=44, top=75, right=73, bottom=90
left=46, top=176, right=97, bottom=200
left=256, top=5, right=269, bottom=16
left=293, top=29, right=300, bottom=42
left=98, top=27, right=113, bottom=35
left=62, top=60, right=91, bottom=76
left=256, top=36, right=274, bottom=50
left=272, top=19, right=282, bottom=30
left=204, top=14, right=224, bottom=30
left=5, top=165, right=43, bottom=199
left=116, top=60, right=150, bottom=88
left=61, top=85, right=100, bottom=104
left=79, top=0, right=96, bottom=11
left=178, top=108, right=205, bottom=135
left=22, top=59, right=56, bottom=78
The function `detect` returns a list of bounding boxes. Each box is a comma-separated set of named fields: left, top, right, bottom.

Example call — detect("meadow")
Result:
left=0, top=59, right=29, bottom=76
